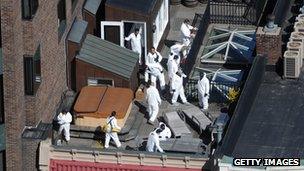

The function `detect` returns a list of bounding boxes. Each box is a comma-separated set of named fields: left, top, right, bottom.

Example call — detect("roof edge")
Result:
left=215, top=55, right=267, bottom=158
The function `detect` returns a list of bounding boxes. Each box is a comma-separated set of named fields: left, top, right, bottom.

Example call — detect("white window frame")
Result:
left=122, top=20, right=147, bottom=59
left=100, top=21, right=147, bottom=59
left=100, top=21, right=124, bottom=47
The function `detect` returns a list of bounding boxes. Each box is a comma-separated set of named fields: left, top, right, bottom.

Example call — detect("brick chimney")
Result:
left=256, top=14, right=282, bottom=65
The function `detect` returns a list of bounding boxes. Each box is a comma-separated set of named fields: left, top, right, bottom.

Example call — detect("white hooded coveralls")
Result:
left=167, top=58, right=179, bottom=80
left=146, top=131, right=164, bottom=153
left=57, top=112, right=72, bottom=141
left=145, top=51, right=165, bottom=90
left=197, top=74, right=210, bottom=110
left=104, top=116, right=122, bottom=148
left=146, top=85, right=161, bottom=122
left=171, top=73, right=187, bottom=104
left=158, top=122, right=172, bottom=141
left=125, top=31, right=142, bottom=64
left=180, top=22, right=194, bottom=46
left=170, top=44, right=184, bottom=63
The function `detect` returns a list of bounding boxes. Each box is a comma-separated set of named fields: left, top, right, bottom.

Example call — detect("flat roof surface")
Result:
left=106, top=0, right=158, bottom=14
left=220, top=56, right=304, bottom=158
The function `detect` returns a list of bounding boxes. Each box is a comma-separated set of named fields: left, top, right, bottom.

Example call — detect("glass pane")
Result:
left=30, top=0, right=39, bottom=17
left=22, top=0, right=31, bottom=19
left=104, top=26, right=121, bottom=46
left=71, top=0, right=78, bottom=12
left=23, top=57, right=34, bottom=95
left=33, top=45, right=41, bottom=83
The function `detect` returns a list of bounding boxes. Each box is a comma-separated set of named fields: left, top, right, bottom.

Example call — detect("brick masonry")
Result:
left=256, top=27, right=282, bottom=65
left=1, top=0, right=85, bottom=170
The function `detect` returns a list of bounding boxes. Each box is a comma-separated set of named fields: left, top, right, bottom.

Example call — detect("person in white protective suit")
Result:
left=125, top=28, right=142, bottom=64
left=180, top=19, right=197, bottom=46
left=197, top=72, right=210, bottom=110
left=146, top=129, right=164, bottom=153
left=104, top=111, right=122, bottom=148
left=158, top=122, right=172, bottom=141
left=167, top=55, right=179, bottom=79
left=171, top=70, right=189, bottom=106
left=169, top=42, right=187, bottom=65
left=145, top=47, right=165, bottom=91
left=145, top=81, right=162, bottom=124
left=167, top=55, right=179, bottom=93
left=57, top=110, right=73, bottom=143
left=180, top=19, right=197, bottom=58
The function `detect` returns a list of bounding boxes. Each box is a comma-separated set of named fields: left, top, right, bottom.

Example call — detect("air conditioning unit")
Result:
left=296, top=14, right=304, bottom=22
left=284, top=51, right=301, bottom=79
left=294, top=21, right=304, bottom=32
left=289, top=32, right=304, bottom=66
left=287, top=41, right=303, bottom=67
left=290, top=32, right=304, bottom=42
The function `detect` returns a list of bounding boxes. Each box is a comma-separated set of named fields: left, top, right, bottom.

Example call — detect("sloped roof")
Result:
left=219, top=56, right=304, bottom=158
left=106, top=0, right=158, bottom=14
left=76, top=34, right=138, bottom=79
left=84, top=0, right=102, bottom=15
left=67, top=20, right=88, bottom=43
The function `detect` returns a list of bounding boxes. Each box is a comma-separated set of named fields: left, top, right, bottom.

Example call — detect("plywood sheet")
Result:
left=74, top=86, right=107, bottom=113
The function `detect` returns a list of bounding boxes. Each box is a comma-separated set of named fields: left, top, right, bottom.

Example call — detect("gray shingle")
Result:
left=84, top=0, right=102, bottom=15
left=77, top=34, right=138, bottom=79
left=68, top=20, right=88, bottom=43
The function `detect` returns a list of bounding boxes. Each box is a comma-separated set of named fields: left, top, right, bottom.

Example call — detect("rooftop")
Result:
left=53, top=3, right=212, bottom=160
left=219, top=56, right=304, bottom=158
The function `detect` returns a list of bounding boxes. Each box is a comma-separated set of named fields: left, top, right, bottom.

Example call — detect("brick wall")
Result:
left=22, top=138, right=40, bottom=171
left=1, top=0, right=86, bottom=170
left=256, top=27, right=282, bottom=65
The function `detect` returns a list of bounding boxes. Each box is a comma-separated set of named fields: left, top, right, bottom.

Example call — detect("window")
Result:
left=33, top=45, right=41, bottom=83
left=24, top=45, right=41, bottom=95
left=57, top=0, right=67, bottom=39
left=87, top=78, right=114, bottom=87
left=71, top=0, right=78, bottom=12
left=22, top=0, right=39, bottom=20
